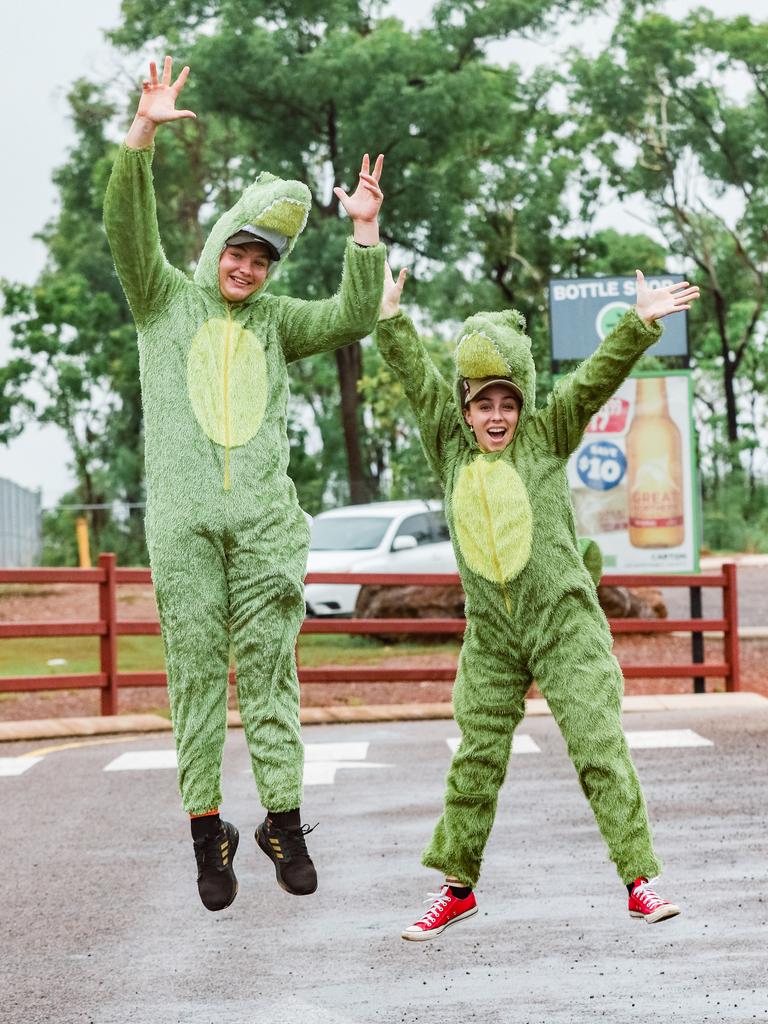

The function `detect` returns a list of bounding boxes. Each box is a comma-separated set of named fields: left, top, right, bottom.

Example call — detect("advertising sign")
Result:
left=549, top=275, right=689, bottom=360
left=566, top=371, right=699, bottom=573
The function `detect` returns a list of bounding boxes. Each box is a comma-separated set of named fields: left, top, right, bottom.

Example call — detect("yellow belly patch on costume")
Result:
left=187, top=317, right=268, bottom=448
left=453, top=457, right=533, bottom=584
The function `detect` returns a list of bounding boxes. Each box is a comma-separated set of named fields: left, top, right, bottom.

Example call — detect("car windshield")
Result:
left=310, top=516, right=393, bottom=551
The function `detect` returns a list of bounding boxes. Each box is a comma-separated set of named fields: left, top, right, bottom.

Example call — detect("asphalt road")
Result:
left=2, top=707, right=767, bottom=1024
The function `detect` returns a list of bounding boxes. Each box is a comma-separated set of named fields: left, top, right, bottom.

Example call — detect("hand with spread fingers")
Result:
left=635, top=269, right=700, bottom=323
left=334, top=154, right=384, bottom=245
left=126, top=55, right=196, bottom=149
left=380, top=261, right=408, bottom=319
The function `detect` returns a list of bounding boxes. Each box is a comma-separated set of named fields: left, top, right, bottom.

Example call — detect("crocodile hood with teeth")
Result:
left=193, top=171, right=312, bottom=301
left=453, top=309, right=535, bottom=447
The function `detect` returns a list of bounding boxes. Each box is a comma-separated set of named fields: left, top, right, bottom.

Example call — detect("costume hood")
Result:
left=453, top=309, right=535, bottom=446
left=194, top=171, right=312, bottom=302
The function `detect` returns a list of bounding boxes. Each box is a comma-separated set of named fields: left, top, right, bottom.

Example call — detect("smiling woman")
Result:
left=101, top=53, right=387, bottom=910
left=217, top=243, right=271, bottom=302
left=462, top=384, right=522, bottom=452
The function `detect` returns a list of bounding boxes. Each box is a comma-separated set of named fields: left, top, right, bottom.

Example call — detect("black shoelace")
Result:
left=277, top=822, right=318, bottom=860
left=195, top=829, right=229, bottom=872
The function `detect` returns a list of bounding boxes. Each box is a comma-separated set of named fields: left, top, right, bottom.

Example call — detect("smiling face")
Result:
left=463, top=383, right=522, bottom=452
left=218, top=242, right=271, bottom=302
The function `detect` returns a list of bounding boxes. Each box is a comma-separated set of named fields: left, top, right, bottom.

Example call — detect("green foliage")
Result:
left=703, top=475, right=768, bottom=553
left=40, top=508, right=80, bottom=567
left=567, top=6, right=768, bottom=470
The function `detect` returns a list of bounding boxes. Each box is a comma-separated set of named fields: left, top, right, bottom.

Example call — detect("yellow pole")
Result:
left=75, top=516, right=92, bottom=568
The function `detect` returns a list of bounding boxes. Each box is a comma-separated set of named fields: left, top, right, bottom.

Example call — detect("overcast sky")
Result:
left=1, top=0, right=765, bottom=506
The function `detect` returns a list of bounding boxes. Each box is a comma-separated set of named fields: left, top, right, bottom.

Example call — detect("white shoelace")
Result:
left=418, top=888, right=453, bottom=926
left=633, top=877, right=666, bottom=910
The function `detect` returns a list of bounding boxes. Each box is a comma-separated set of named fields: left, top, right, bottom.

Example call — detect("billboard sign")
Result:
left=549, top=275, right=688, bottom=360
left=566, top=371, right=699, bottom=573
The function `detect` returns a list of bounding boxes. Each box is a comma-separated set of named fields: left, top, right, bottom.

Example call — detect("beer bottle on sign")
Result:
left=626, top=377, right=684, bottom=547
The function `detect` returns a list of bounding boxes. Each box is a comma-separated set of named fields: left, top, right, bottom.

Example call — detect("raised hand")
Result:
left=126, top=56, right=196, bottom=148
left=137, top=56, right=196, bottom=124
left=381, top=262, right=408, bottom=319
left=635, top=269, right=700, bottom=323
left=334, top=154, right=384, bottom=245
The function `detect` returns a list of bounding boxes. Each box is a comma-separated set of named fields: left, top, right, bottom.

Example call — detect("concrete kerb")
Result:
left=0, top=691, right=765, bottom=743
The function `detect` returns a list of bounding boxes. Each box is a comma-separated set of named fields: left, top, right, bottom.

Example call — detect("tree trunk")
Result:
left=335, top=342, right=371, bottom=503
left=722, top=348, right=740, bottom=446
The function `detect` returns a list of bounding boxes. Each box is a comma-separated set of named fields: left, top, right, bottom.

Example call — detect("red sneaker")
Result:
left=628, top=877, right=681, bottom=923
left=402, top=885, right=478, bottom=941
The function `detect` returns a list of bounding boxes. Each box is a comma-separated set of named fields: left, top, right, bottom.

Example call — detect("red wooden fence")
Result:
left=0, top=553, right=740, bottom=715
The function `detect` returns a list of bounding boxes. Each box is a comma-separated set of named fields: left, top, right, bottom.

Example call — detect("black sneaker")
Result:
left=255, top=816, right=318, bottom=895
left=193, top=820, right=239, bottom=911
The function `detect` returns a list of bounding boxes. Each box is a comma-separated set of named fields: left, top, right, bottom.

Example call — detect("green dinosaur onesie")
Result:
left=104, top=143, right=384, bottom=816
left=375, top=307, right=664, bottom=887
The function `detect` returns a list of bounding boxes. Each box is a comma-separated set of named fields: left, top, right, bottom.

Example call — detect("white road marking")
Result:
left=625, top=729, right=712, bottom=749
left=269, top=1000, right=361, bottom=1024
left=446, top=734, right=541, bottom=755
left=3, top=729, right=714, bottom=783
left=512, top=734, right=541, bottom=754
left=104, top=750, right=177, bottom=771
left=304, top=742, right=369, bottom=762
left=303, top=761, right=390, bottom=785
left=303, top=741, right=390, bottom=785
left=0, top=756, right=43, bottom=776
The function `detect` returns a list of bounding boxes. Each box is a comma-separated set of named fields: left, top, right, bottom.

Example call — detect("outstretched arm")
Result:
left=279, top=155, right=386, bottom=361
left=533, top=271, right=699, bottom=458
left=103, top=57, right=195, bottom=326
left=374, top=264, right=458, bottom=476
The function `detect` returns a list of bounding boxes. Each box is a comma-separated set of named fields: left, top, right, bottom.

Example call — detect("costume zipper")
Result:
left=223, top=306, right=233, bottom=491
left=474, top=460, right=512, bottom=615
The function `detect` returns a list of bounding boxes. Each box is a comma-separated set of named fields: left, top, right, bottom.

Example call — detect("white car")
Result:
left=305, top=500, right=457, bottom=616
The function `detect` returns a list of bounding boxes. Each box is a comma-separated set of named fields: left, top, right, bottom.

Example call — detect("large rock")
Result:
left=597, top=585, right=667, bottom=619
left=354, top=584, right=465, bottom=643
left=355, top=582, right=666, bottom=642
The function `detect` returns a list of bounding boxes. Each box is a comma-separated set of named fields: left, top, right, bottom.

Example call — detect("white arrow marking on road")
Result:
left=303, top=761, right=391, bottom=785
left=446, top=734, right=541, bottom=755
left=625, top=729, right=712, bottom=749
left=303, top=741, right=390, bottom=785
left=104, top=750, right=177, bottom=771
left=0, top=756, right=43, bottom=776
left=304, top=742, right=370, bottom=762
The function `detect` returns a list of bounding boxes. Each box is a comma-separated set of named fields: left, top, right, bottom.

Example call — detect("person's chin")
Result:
left=224, top=284, right=254, bottom=301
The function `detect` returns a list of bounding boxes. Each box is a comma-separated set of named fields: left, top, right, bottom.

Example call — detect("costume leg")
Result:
left=151, top=528, right=230, bottom=816
left=422, top=624, right=530, bottom=887
left=531, top=607, right=662, bottom=884
left=227, top=533, right=305, bottom=813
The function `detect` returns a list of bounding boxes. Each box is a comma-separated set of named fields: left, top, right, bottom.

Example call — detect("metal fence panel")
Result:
left=0, top=477, right=42, bottom=566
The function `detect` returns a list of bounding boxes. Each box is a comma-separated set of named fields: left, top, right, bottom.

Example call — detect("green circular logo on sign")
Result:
left=595, top=301, right=631, bottom=340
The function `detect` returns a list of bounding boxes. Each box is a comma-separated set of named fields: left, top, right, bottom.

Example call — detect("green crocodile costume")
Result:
left=104, top=143, right=384, bottom=816
left=375, top=307, right=664, bottom=887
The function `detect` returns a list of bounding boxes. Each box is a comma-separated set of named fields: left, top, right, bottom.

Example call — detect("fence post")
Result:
left=723, top=562, right=740, bottom=692
left=99, top=552, right=119, bottom=715
left=690, top=585, right=705, bottom=694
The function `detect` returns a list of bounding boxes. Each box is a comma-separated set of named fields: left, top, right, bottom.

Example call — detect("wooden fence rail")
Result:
left=0, top=553, right=740, bottom=715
